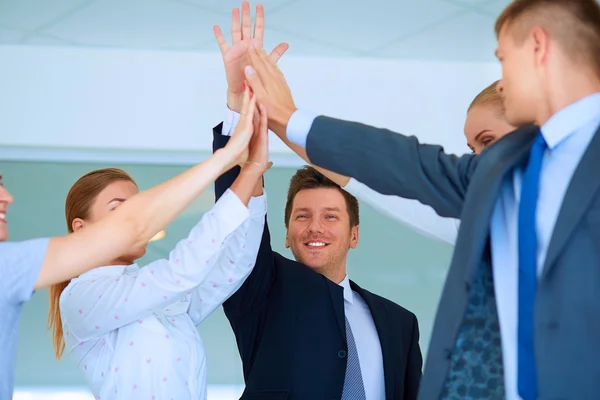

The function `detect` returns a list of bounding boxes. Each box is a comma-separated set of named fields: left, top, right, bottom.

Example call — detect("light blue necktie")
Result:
left=518, top=131, right=546, bottom=400
left=342, top=316, right=366, bottom=400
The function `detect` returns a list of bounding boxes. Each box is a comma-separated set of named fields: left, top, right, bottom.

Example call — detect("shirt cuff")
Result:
left=341, top=177, right=357, bottom=191
left=211, top=189, right=251, bottom=234
left=248, top=193, right=267, bottom=218
left=222, top=107, right=240, bottom=137
left=286, top=109, right=318, bottom=148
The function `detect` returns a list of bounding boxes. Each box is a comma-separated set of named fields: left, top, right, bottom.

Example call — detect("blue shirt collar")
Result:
left=541, top=92, right=600, bottom=149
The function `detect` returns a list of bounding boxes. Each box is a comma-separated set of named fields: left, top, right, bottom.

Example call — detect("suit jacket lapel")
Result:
left=543, top=125, right=600, bottom=276
left=349, top=281, right=394, bottom=399
left=459, top=125, right=539, bottom=281
left=326, top=279, right=346, bottom=343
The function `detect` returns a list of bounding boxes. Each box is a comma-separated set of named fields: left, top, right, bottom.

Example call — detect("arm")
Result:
left=31, top=87, right=257, bottom=292
left=187, top=191, right=266, bottom=325
left=303, top=115, right=476, bottom=219
left=35, top=145, right=246, bottom=291
left=404, top=314, right=423, bottom=400
left=243, top=47, right=477, bottom=219
left=213, top=125, right=276, bottom=319
left=60, top=189, right=253, bottom=341
left=222, top=108, right=459, bottom=244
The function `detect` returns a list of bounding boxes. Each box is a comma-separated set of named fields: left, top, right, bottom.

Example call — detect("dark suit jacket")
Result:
left=213, top=124, right=423, bottom=400
left=303, top=116, right=600, bottom=399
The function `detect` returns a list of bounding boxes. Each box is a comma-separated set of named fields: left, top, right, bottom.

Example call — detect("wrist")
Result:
left=226, top=90, right=242, bottom=113
left=270, top=105, right=297, bottom=138
left=214, top=148, right=237, bottom=171
left=240, top=162, right=267, bottom=177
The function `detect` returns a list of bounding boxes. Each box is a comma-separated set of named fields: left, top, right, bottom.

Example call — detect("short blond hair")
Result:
left=468, top=80, right=503, bottom=113
left=495, top=0, right=600, bottom=78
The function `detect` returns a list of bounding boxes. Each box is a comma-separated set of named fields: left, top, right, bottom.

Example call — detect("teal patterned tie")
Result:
left=441, top=261, right=505, bottom=399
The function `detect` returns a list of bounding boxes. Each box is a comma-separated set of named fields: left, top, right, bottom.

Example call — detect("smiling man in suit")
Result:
left=241, top=0, right=600, bottom=399
left=211, top=3, right=422, bottom=399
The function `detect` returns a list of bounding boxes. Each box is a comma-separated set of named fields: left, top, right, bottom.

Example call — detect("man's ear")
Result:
left=349, top=225, right=359, bottom=249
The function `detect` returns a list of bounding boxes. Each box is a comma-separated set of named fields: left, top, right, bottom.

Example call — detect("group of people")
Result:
left=2, top=0, right=600, bottom=399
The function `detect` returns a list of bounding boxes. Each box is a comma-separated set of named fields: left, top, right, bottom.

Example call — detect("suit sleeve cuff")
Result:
left=286, top=109, right=318, bottom=148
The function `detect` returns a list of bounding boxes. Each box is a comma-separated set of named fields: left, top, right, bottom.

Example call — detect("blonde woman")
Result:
left=47, top=88, right=269, bottom=400
left=0, top=89, right=260, bottom=400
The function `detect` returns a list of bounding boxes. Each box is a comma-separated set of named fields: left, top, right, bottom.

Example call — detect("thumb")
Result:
left=244, top=66, right=267, bottom=100
left=269, top=42, right=289, bottom=64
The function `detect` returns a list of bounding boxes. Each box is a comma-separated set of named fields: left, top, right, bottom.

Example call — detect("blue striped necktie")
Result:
left=342, top=316, right=366, bottom=400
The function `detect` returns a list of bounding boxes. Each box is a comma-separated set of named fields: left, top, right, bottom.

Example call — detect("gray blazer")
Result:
left=305, top=117, right=600, bottom=400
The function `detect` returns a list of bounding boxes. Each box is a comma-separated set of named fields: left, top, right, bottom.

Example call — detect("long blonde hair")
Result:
left=47, top=168, right=136, bottom=359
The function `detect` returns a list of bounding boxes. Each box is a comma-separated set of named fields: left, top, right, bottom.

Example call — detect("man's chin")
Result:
left=291, top=248, right=327, bottom=268
left=298, top=256, right=327, bottom=271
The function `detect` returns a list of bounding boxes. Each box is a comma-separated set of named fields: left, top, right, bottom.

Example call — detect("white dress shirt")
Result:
left=339, top=276, right=385, bottom=400
left=222, top=108, right=459, bottom=246
left=60, top=189, right=266, bottom=400
left=285, top=92, right=600, bottom=400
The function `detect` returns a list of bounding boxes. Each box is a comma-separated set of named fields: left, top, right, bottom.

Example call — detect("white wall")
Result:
left=0, top=45, right=500, bottom=165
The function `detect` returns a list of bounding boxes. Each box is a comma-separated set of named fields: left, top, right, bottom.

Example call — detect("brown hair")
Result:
left=495, top=0, right=600, bottom=77
left=284, top=166, right=359, bottom=228
left=468, top=80, right=503, bottom=113
left=48, top=168, right=136, bottom=359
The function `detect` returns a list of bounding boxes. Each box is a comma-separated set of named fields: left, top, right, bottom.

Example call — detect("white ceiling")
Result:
left=0, top=0, right=511, bottom=61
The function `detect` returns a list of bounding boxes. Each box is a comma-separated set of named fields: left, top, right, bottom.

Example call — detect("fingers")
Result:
left=246, top=46, right=270, bottom=80
left=253, top=4, right=265, bottom=45
left=231, top=7, right=241, bottom=44
left=259, top=104, right=268, bottom=138
left=241, top=1, right=252, bottom=40
left=251, top=107, right=261, bottom=137
left=269, top=42, right=289, bottom=64
left=256, top=104, right=269, bottom=165
left=232, top=86, right=257, bottom=151
left=213, top=25, right=229, bottom=54
left=239, top=85, right=257, bottom=122
left=239, top=84, right=250, bottom=115
left=253, top=45, right=278, bottom=76
left=245, top=94, right=257, bottom=134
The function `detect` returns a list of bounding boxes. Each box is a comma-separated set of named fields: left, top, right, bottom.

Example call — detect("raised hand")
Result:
left=223, top=85, right=258, bottom=168
left=244, top=46, right=297, bottom=138
left=214, top=1, right=289, bottom=113
left=246, top=103, right=270, bottom=173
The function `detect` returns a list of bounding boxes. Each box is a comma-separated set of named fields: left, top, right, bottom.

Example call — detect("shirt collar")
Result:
left=338, top=275, right=354, bottom=304
left=541, top=92, right=600, bottom=149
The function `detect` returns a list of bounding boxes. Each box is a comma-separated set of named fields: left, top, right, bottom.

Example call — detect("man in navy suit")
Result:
left=212, top=5, right=422, bottom=399
left=241, top=0, right=600, bottom=398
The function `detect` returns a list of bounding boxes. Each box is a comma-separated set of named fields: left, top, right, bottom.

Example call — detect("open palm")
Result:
left=214, top=2, right=289, bottom=112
